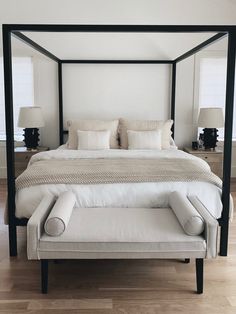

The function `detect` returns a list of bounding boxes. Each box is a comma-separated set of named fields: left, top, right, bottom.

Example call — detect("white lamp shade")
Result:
left=198, top=107, right=224, bottom=128
left=18, top=106, right=45, bottom=128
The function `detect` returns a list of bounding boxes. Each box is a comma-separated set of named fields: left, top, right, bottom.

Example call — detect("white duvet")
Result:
left=15, top=148, right=226, bottom=219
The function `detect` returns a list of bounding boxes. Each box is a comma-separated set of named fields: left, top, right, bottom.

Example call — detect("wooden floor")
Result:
left=1, top=181, right=236, bottom=313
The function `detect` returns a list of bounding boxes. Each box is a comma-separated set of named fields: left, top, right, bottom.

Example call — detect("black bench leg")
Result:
left=41, top=259, right=48, bottom=294
left=195, top=258, right=204, bottom=294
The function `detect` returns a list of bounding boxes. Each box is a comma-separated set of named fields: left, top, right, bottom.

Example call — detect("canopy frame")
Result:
left=2, top=24, right=236, bottom=257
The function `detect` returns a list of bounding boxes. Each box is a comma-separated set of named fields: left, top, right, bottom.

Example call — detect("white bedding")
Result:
left=15, top=148, right=227, bottom=219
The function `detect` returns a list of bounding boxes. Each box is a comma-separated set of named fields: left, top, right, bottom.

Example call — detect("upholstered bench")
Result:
left=27, top=192, right=218, bottom=294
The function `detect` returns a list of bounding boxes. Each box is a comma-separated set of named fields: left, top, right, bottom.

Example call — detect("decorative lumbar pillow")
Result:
left=127, top=130, right=162, bottom=150
left=44, top=191, right=76, bottom=236
left=119, top=118, right=173, bottom=149
left=67, top=119, right=119, bottom=149
left=169, top=191, right=205, bottom=236
left=77, top=130, right=110, bottom=150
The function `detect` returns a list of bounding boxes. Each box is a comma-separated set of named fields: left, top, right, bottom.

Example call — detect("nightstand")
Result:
left=183, top=147, right=223, bottom=178
left=14, top=146, right=49, bottom=177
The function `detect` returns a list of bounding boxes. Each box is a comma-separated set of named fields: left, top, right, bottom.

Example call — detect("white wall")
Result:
left=0, top=0, right=236, bottom=178
left=63, top=64, right=171, bottom=125
left=33, top=57, right=59, bottom=149
left=175, top=56, right=195, bottom=148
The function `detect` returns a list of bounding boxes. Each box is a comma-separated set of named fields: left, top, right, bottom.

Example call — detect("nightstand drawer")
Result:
left=15, top=161, right=29, bottom=168
left=195, top=154, right=222, bottom=163
left=15, top=153, right=32, bottom=163
left=183, top=147, right=223, bottom=178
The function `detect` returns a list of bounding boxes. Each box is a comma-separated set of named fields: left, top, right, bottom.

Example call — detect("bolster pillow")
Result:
left=44, top=191, right=76, bottom=236
left=169, top=191, right=205, bottom=236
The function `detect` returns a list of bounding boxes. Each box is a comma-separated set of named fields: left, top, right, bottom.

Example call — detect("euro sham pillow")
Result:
left=77, top=130, right=110, bottom=150
left=119, top=118, right=173, bottom=149
left=67, top=119, right=119, bottom=149
left=127, top=130, right=162, bottom=150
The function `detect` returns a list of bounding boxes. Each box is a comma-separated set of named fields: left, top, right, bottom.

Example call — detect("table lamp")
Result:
left=18, top=106, right=45, bottom=150
left=198, top=107, right=224, bottom=150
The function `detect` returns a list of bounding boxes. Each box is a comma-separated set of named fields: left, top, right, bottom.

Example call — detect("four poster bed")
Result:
left=2, top=25, right=236, bottom=269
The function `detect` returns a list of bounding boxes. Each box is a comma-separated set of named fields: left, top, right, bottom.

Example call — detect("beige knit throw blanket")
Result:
left=15, top=157, right=222, bottom=190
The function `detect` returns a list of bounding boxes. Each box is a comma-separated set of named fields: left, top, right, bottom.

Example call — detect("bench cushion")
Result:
left=38, top=207, right=206, bottom=259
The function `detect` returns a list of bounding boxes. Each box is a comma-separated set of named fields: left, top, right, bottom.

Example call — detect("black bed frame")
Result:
left=2, top=24, right=236, bottom=257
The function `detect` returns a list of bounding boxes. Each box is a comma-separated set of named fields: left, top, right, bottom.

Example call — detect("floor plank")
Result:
left=0, top=181, right=236, bottom=313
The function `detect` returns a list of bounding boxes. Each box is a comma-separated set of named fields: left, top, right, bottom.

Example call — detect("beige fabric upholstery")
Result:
left=77, top=130, right=110, bottom=150
left=119, top=118, right=173, bottom=149
left=67, top=119, right=119, bottom=149
left=44, top=191, right=76, bottom=236
left=27, top=195, right=56, bottom=259
left=127, top=130, right=162, bottom=150
left=169, top=192, right=205, bottom=236
left=28, top=206, right=207, bottom=260
left=188, top=195, right=218, bottom=258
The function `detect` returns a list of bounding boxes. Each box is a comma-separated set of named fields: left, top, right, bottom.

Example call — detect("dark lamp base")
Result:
left=203, top=128, right=218, bottom=150
left=23, top=128, right=40, bottom=150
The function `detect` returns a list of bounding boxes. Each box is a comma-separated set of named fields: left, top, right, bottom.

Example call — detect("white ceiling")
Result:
left=0, top=0, right=235, bottom=58
left=11, top=31, right=225, bottom=60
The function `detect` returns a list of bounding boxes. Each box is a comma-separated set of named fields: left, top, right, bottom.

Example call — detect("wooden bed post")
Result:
left=2, top=25, right=17, bottom=256
left=171, top=62, right=176, bottom=138
left=58, top=61, right=64, bottom=145
left=220, top=31, right=236, bottom=256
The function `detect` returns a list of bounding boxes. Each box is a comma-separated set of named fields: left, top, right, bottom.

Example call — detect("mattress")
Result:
left=15, top=148, right=228, bottom=219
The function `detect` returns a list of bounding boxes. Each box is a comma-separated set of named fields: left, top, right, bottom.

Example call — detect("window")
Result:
left=196, top=53, right=236, bottom=139
left=0, top=57, right=34, bottom=140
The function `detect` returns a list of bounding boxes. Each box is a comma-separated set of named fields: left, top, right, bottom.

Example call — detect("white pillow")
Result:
left=119, top=118, right=173, bottom=149
left=169, top=191, right=205, bottom=236
left=127, top=130, right=162, bottom=150
left=77, top=130, right=110, bottom=150
left=67, top=119, right=119, bottom=149
left=44, top=191, right=76, bottom=236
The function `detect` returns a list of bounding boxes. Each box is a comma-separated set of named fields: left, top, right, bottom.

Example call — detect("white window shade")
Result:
left=198, top=55, right=236, bottom=139
left=0, top=57, right=34, bottom=140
